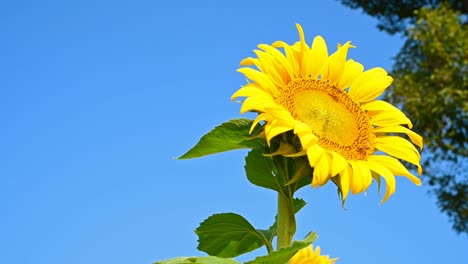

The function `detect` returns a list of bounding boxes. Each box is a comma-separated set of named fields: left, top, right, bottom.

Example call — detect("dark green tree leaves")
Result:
left=179, top=119, right=266, bottom=159
left=390, top=4, right=467, bottom=159
left=388, top=4, right=468, bottom=234
left=337, top=0, right=468, bottom=34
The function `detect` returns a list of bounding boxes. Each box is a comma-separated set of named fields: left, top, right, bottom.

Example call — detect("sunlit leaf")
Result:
left=179, top=119, right=265, bottom=159
left=195, top=213, right=268, bottom=258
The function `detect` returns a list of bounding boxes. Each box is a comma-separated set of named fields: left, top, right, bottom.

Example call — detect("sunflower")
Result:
left=290, top=245, right=337, bottom=264
left=232, top=24, right=423, bottom=203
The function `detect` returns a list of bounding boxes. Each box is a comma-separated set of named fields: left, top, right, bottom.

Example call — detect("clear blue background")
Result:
left=2, top=0, right=467, bottom=263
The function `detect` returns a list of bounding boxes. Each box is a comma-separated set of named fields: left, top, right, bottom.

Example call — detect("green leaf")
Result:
left=257, top=198, right=306, bottom=243
left=245, top=148, right=282, bottom=191
left=195, top=213, right=268, bottom=258
left=245, top=150, right=313, bottom=193
left=287, top=157, right=313, bottom=193
left=292, top=198, right=307, bottom=213
left=179, top=118, right=266, bottom=159
left=154, top=256, right=240, bottom=264
left=245, top=232, right=318, bottom=264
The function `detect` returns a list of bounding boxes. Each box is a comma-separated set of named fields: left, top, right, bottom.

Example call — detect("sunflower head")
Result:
left=232, top=23, right=423, bottom=203
left=290, top=245, right=337, bottom=264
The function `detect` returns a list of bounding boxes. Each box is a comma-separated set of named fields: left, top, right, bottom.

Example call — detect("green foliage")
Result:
left=245, top=148, right=312, bottom=193
left=390, top=4, right=468, bottom=158
left=244, top=232, right=317, bottom=264
left=154, top=256, right=240, bottom=264
left=245, top=148, right=283, bottom=192
left=178, top=119, right=266, bottom=159
left=195, top=199, right=307, bottom=259
left=176, top=120, right=319, bottom=262
left=195, top=213, right=269, bottom=258
left=337, top=0, right=468, bottom=34
left=257, top=198, right=307, bottom=245
left=387, top=3, right=468, bottom=233
left=431, top=175, right=468, bottom=234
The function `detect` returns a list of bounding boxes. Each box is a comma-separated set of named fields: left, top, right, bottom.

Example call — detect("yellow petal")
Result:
left=348, top=67, right=393, bottom=102
left=272, top=40, right=300, bottom=78
left=231, top=84, right=272, bottom=101
left=237, top=67, right=278, bottom=96
left=263, top=106, right=296, bottom=124
left=253, top=49, right=287, bottom=87
left=374, top=125, right=423, bottom=149
left=239, top=57, right=256, bottom=66
left=312, top=153, right=331, bottom=186
left=240, top=56, right=266, bottom=74
left=239, top=96, right=275, bottom=114
left=294, top=121, right=319, bottom=148
left=339, top=165, right=352, bottom=201
left=296, top=23, right=313, bottom=78
left=293, top=120, right=314, bottom=135
left=369, top=108, right=413, bottom=129
left=258, top=44, right=294, bottom=82
left=299, top=133, right=319, bottom=150
left=349, top=160, right=373, bottom=194
left=290, top=245, right=337, bottom=264
left=323, top=41, right=353, bottom=85
left=368, top=155, right=422, bottom=185
left=250, top=113, right=270, bottom=134
left=365, top=160, right=396, bottom=203
left=375, top=136, right=422, bottom=174
left=292, top=41, right=301, bottom=51
left=307, top=144, right=325, bottom=167
left=337, top=59, right=364, bottom=89
left=361, top=100, right=404, bottom=115
left=330, top=151, right=347, bottom=176
left=264, top=120, right=292, bottom=143
left=309, top=35, right=328, bottom=78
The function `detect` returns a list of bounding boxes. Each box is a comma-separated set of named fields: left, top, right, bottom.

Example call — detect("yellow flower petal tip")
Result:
left=232, top=23, right=423, bottom=203
left=290, top=245, right=338, bottom=264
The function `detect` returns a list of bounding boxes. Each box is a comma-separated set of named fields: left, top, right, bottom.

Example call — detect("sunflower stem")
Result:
left=277, top=191, right=296, bottom=251
left=276, top=156, right=296, bottom=252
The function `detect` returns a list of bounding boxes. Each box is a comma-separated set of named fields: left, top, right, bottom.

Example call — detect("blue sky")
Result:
left=2, top=0, right=467, bottom=264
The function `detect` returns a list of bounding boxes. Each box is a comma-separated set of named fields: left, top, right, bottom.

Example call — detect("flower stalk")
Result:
left=276, top=154, right=297, bottom=253
left=277, top=190, right=296, bottom=250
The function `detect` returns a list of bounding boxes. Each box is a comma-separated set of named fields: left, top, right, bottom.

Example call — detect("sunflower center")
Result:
left=278, top=79, right=374, bottom=160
